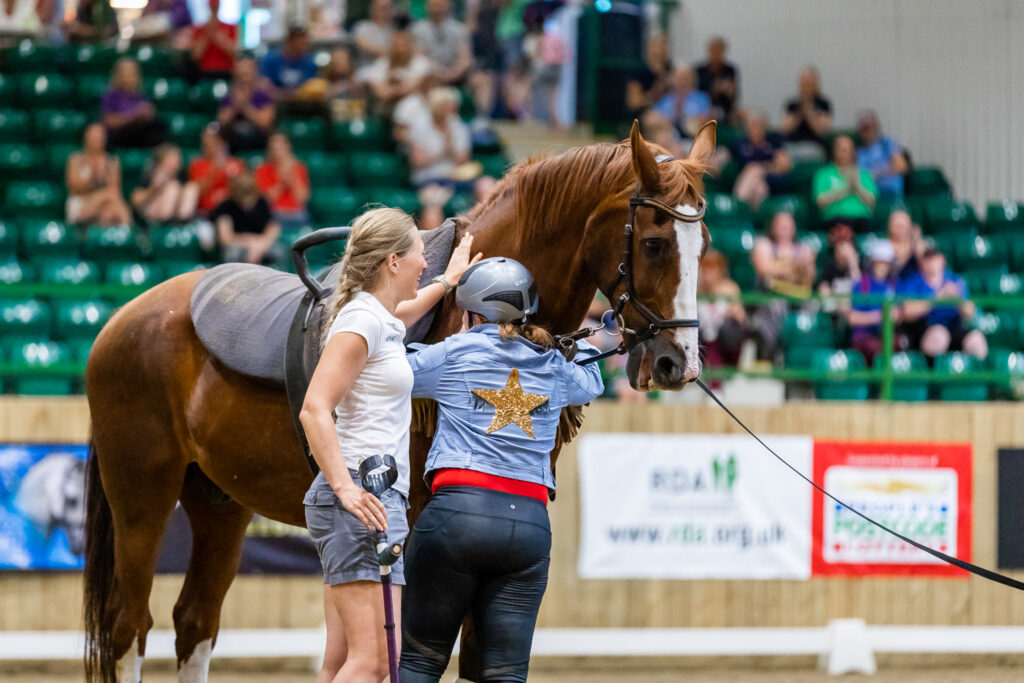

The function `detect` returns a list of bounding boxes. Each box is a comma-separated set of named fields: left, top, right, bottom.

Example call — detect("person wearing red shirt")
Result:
left=255, top=133, right=310, bottom=228
left=189, top=0, right=237, bottom=79
left=188, top=125, right=245, bottom=213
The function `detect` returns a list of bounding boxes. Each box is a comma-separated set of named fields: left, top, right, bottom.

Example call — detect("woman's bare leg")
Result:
left=327, top=581, right=401, bottom=683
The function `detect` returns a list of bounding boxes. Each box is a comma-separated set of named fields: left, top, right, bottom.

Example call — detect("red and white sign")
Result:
left=812, top=441, right=972, bottom=577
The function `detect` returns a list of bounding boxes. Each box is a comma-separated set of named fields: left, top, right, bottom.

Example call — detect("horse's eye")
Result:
left=643, top=238, right=666, bottom=258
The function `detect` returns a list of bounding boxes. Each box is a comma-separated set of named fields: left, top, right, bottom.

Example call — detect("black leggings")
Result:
left=399, top=486, right=551, bottom=683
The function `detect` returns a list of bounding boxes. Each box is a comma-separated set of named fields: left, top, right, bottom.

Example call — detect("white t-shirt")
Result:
left=408, top=114, right=471, bottom=185
left=327, top=292, right=413, bottom=496
left=358, top=54, right=432, bottom=89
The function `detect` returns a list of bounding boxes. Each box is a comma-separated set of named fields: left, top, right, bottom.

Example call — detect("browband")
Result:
left=629, top=196, right=707, bottom=223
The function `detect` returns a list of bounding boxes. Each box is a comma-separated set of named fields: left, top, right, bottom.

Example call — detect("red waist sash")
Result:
left=431, top=468, right=549, bottom=506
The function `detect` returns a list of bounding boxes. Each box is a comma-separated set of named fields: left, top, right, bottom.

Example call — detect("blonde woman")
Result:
left=300, top=207, right=480, bottom=683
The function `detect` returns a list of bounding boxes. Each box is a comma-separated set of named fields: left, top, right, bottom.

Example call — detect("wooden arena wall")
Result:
left=3, top=397, right=1024, bottom=631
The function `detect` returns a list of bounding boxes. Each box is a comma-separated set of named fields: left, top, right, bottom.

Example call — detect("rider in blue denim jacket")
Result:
left=399, top=257, right=603, bottom=683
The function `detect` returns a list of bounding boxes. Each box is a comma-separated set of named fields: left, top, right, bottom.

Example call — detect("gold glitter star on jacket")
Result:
left=472, top=369, right=550, bottom=438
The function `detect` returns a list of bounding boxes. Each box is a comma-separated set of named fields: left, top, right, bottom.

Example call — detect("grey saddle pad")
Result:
left=190, top=221, right=458, bottom=385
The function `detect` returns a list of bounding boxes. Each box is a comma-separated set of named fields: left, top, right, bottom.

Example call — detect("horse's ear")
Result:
left=687, top=120, right=717, bottom=168
left=629, top=119, right=661, bottom=192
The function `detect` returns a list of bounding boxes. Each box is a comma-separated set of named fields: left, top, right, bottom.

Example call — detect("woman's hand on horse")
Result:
left=337, top=484, right=389, bottom=531
left=444, top=234, right=483, bottom=285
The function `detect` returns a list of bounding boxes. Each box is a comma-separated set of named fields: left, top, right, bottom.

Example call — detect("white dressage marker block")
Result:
left=819, top=619, right=877, bottom=676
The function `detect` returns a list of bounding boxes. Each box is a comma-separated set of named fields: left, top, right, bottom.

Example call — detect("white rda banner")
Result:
left=578, top=433, right=813, bottom=579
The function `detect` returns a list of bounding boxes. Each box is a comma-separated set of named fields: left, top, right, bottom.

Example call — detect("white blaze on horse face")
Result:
left=116, top=636, right=142, bottom=683
left=179, top=638, right=213, bottom=683
left=673, top=204, right=703, bottom=381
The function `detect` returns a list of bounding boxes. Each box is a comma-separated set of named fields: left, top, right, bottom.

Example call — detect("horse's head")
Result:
left=618, top=120, right=715, bottom=391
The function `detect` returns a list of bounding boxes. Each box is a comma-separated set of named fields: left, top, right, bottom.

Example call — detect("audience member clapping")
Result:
left=65, top=123, right=132, bottom=227
left=189, top=0, right=237, bottom=79
left=361, top=24, right=431, bottom=114
left=651, top=66, right=711, bottom=140
left=412, top=0, right=472, bottom=86
left=887, top=209, right=925, bottom=283
left=750, top=211, right=815, bottom=359
left=898, top=248, right=987, bottom=361
left=816, top=222, right=860, bottom=298
left=695, top=36, right=739, bottom=122
left=213, top=171, right=282, bottom=266
left=406, top=87, right=473, bottom=229
left=217, top=57, right=276, bottom=153
left=130, top=143, right=198, bottom=223
left=781, top=66, right=832, bottom=150
left=626, top=34, right=673, bottom=119
left=856, top=109, right=909, bottom=199
left=732, top=109, right=791, bottom=211
left=847, top=239, right=897, bottom=365
left=813, top=134, right=877, bottom=233
left=260, top=26, right=319, bottom=102
left=255, top=133, right=310, bottom=229
left=322, top=48, right=367, bottom=118
left=352, top=0, right=394, bottom=69
left=102, top=58, right=168, bottom=149
left=188, top=125, right=245, bottom=214
left=698, top=250, right=748, bottom=367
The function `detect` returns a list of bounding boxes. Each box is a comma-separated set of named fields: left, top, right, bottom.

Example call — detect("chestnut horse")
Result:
left=83, top=121, right=716, bottom=682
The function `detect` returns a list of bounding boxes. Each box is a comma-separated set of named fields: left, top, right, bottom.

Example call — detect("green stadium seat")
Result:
left=8, top=341, right=74, bottom=395
left=134, top=45, right=177, bottom=76
left=162, top=261, right=212, bottom=278
left=1008, top=238, right=1024, bottom=273
left=972, top=312, right=1017, bottom=350
left=985, top=200, right=1024, bottom=235
left=189, top=79, right=230, bottom=113
left=347, top=152, right=405, bottom=187
left=703, top=159, right=738, bottom=195
left=445, top=192, right=475, bottom=217
left=788, top=160, right=825, bottom=196
left=150, top=225, right=202, bottom=261
left=799, top=231, right=827, bottom=261
left=0, top=258, right=34, bottom=285
left=6, top=41, right=60, bottom=72
left=32, top=110, right=88, bottom=145
left=962, top=267, right=1004, bottom=296
left=279, top=118, right=326, bottom=151
left=20, top=220, right=78, bottom=258
left=758, top=195, right=810, bottom=232
left=956, top=235, right=1007, bottom=271
left=925, top=198, right=979, bottom=234
left=782, top=311, right=834, bottom=350
left=875, top=350, right=928, bottom=402
left=236, top=150, right=264, bottom=169
left=105, top=261, right=161, bottom=287
left=39, top=258, right=101, bottom=286
left=476, top=154, right=509, bottom=179
left=5, top=181, right=63, bottom=218
left=907, top=166, right=951, bottom=197
left=45, top=144, right=78, bottom=181
left=54, top=299, right=113, bottom=340
left=705, top=193, right=752, bottom=222
left=67, top=337, right=95, bottom=371
left=82, top=225, right=143, bottom=262
left=167, top=113, right=210, bottom=148
left=785, top=346, right=819, bottom=370
left=713, top=226, right=756, bottom=262
left=18, top=74, right=74, bottom=108
left=310, top=187, right=365, bottom=225
left=988, top=272, right=1024, bottom=297
left=332, top=118, right=390, bottom=151
left=991, top=350, right=1024, bottom=400
left=730, top=260, right=756, bottom=291
left=76, top=74, right=109, bottom=107
left=0, top=144, right=45, bottom=181
left=146, top=77, right=190, bottom=111
left=0, top=220, right=15, bottom=256
left=115, top=149, right=149, bottom=186
left=0, top=298, right=52, bottom=338
left=0, top=75, right=15, bottom=105
left=66, top=45, right=120, bottom=76
left=813, top=349, right=869, bottom=400
left=302, top=151, right=346, bottom=187
left=0, top=109, right=30, bottom=144
left=933, top=352, right=988, bottom=401
left=373, top=187, right=420, bottom=215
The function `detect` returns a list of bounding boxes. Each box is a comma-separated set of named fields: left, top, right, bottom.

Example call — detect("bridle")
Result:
left=557, top=155, right=707, bottom=365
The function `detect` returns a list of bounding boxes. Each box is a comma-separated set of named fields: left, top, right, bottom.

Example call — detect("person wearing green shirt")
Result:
left=813, top=134, right=878, bottom=233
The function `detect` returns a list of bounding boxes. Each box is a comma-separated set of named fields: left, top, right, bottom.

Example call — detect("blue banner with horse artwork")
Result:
left=0, top=444, right=87, bottom=570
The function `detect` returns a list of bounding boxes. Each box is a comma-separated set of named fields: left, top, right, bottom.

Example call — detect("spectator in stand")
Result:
left=694, top=36, right=739, bottom=122
left=698, top=250, right=748, bottom=368
left=102, top=58, right=169, bottom=149
left=732, top=109, right=791, bottom=211
left=136, top=0, right=193, bottom=48
left=524, top=16, right=567, bottom=127
left=467, top=0, right=501, bottom=124
left=66, top=124, right=132, bottom=227
left=255, top=133, right=310, bottom=229
left=887, top=209, right=925, bottom=283
left=899, top=248, right=987, bottom=361
left=65, top=0, right=118, bottom=43
left=189, top=0, right=237, bottom=80
left=495, top=0, right=530, bottom=116
left=213, top=171, right=283, bottom=266
left=412, top=0, right=472, bottom=86
left=816, top=222, right=861, bottom=298
left=0, top=0, right=42, bottom=42
left=393, top=73, right=437, bottom=145
left=130, top=143, right=199, bottom=223
left=625, top=34, right=673, bottom=120
left=322, top=47, right=368, bottom=120
left=639, top=110, right=687, bottom=159
left=261, top=26, right=320, bottom=102
left=651, top=66, right=711, bottom=140
left=847, top=239, right=898, bottom=365
left=361, top=24, right=432, bottom=114
left=750, top=210, right=815, bottom=359
left=407, top=87, right=472, bottom=229
left=352, top=0, right=393, bottom=69
left=781, top=67, right=832, bottom=149
left=813, top=134, right=877, bottom=232
left=189, top=124, right=245, bottom=214
left=856, top=109, right=909, bottom=200
left=217, top=57, right=276, bottom=153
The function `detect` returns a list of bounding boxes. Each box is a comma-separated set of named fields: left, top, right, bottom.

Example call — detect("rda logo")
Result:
left=650, top=453, right=738, bottom=494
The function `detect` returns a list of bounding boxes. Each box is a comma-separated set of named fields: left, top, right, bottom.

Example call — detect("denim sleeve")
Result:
left=561, top=340, right=605, bottom=405
left=407, top=340, right=448, bottom=399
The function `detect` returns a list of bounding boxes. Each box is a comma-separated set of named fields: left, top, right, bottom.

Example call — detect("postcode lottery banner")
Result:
left=812, top=441, right=972, bottom=577
left=577, top=433, right=813, bottom=579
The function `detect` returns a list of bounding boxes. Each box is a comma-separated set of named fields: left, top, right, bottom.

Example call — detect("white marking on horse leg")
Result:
left=674, top=205, right=704, bottom=381
left=178, top=638, right=213, bottom=683
left=116, top=636, right=143, bottom=683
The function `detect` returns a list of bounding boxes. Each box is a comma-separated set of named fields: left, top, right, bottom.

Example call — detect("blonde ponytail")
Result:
left=320, top=207, right=417, bottom=348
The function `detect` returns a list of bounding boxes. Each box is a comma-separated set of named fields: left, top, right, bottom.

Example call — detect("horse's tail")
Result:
left=84, top=437, right=116, bottom=683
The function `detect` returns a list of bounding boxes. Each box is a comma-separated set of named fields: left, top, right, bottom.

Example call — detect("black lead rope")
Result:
left=695, top=379, right=1024, bottom=592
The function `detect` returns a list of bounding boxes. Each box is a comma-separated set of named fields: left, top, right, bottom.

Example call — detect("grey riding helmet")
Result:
left=456, top=257, right=539, bottom=323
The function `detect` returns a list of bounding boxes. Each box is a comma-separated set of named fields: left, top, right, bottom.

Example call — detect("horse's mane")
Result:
left=469, top=140, right=708, bottom=240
